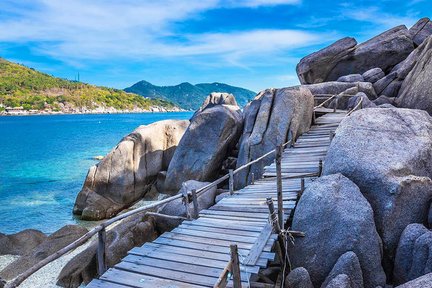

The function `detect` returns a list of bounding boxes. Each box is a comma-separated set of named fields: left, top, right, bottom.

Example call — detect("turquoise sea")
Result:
left=0, top=112, right=192, bottom=234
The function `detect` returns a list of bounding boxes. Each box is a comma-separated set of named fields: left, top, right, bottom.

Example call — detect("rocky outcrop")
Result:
left=321, top=252, right=364, bottom=288
left=305, top=81, right=377, bottom=100
left=297, top=26, right=414, bottom=84
left=323, top=108, right=432, bottom=276
left=0, top=225, right=87, bottom=281
left=57, top=216, right=158, bottom=288
left=409, top=18, right=432, bottom=47
left=296, top=37, right=357, bottom=84
left=362, top=68, right=385, bottom=83
left=286, top=267, right=314, bottom=288
left=394, top=224, right=432, bottom=285
left=325, top=274, right=353, bottom=288
left=396, top=36, right=432, bottom=114
left=395, top=273, right=432, bottom=288
left=235, top=86, right=313, bottom=188
left=347, top=92, right=377, bottom=109
left=73, top=119, right=189, bottom=220
left=0, top=229, right=47, bottom=256
left=289, top=174, right=386, bottom=288
left=164, top=94, right=242, bottom=193
left=337, top=74, right=364, bottom=83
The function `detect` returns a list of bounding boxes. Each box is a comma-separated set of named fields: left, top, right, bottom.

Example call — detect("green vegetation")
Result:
left=125, top=80, right=256, bottom=110
left=0, top=58, right=175, bottom=111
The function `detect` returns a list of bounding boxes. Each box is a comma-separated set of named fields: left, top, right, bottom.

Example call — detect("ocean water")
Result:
left=0, top=112, right=192, bottom=234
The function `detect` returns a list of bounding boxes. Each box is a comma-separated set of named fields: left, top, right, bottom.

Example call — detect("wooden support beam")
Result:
left=251, top=173, right=255, bottom=185
left=300, top=178, right=305, bottom=197
left=191, top=189, right=199, bottom=219
left=97, top=228, right=107, bottom=277
left=266, top=198, right=285, bottom=265
left=230, top=244, right=242, bottom=288
left=229, top=169, right=234, bottom=195
left=276, top=145, right=284, bottom=229
left=318, top=159, right=323, bottom=177
left=329, top=131, right=335, bottom=141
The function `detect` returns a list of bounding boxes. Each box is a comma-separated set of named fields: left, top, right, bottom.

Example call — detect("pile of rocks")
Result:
left=286, top=17, right=432, bottom=288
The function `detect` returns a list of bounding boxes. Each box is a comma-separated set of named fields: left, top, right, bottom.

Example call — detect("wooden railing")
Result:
left=5, top=138, right=294, bottom=288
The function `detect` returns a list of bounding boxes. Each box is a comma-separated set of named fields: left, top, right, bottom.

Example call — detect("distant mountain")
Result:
left=0, top=58, right=176, bottom=113
left=124, top=80, right=256, bottom=110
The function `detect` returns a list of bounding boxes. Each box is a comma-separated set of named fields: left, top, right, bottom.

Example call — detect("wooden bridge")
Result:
left=85, top=111, right=348, bottom=288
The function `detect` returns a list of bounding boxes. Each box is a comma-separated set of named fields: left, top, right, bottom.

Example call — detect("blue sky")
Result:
left=0, top=0, right=430, bottom=92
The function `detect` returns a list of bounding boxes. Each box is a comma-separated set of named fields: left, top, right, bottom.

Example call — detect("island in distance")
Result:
left=124, top=80, right=256, bottom=110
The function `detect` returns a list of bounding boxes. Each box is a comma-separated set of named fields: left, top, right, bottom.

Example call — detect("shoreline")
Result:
left=0, top=109, right=190, bottom=117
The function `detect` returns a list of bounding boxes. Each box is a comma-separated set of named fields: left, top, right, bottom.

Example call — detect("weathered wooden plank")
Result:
left=243, top=223, right=273, bottom=266
left=122, top=254, right=252, bottom=281
left=100, top=268, right=203, bottom=288
left=86, top=279, right=132, bottom=288
left=160, top=231, right=273, bottom=251
left=129, top=242, right=269, bottom=267
left=116, top=261, right=219, bottom=287
left=150, top=237, right=276, bottom=260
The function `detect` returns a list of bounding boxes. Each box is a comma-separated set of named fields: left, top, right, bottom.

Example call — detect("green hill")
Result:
left=124, top=80, right=256, bottom=110
left=0, top=58, right=175, bottom=112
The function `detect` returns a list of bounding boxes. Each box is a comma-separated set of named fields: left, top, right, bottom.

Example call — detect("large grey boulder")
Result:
left=325, top=274, right=352, bottom=288
left=394, top=224, right=430, bottom=285
left=57, top=215, right=158, bottom=288
left=289, top=174, right=386, bottom=288
left=0, top=229, right=47, bottom=256
left=297, top=37, right=357, bottom=84
left=286, top=267, right=314, bottom=288
left=409, top=18, right=432, bottom=46
left=195, top=92, right=238, bottom=112
left=347, top=93, right=377, bottom=109
left=235, top=86, right=313, bottom=188
left=323, top=108, right=432, bottom=276
left=321, top=251, right=364, bottom=288
left=297, top=26, right=414, bottom=84
left=396, top=36, right=432, bottom=114
left=373, top=95, right=395, bottom=106
left=362, top=68, right=385, bottom=83
left=395, top=273, right=432, bottom=288
left=305, top=81, right=377, bottom=100
left=73, top=119, right=189, bottom=220
left=0, top=225, right=88, bottom=281
left=164, top=94, right=243, bottom=193
left=337, top=74, right=364, bottom=83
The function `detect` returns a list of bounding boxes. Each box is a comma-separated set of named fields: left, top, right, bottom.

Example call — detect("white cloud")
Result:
left=0, top=0, right=324, bottom=67
left=224, top=0, right=301, bottom=8
left=343, top=6, right=418, bottom=29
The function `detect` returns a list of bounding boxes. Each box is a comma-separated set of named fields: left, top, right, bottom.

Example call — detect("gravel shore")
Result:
left=0, top=242, right=90, bottom=288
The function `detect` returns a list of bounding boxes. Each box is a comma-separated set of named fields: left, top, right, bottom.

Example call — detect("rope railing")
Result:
left=346, top=97, right=363, bottom=116
left=5, top=137, right=294, bottom=288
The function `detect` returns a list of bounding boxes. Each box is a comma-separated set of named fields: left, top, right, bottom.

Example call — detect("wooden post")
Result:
left=266, top=198, right=285, bottom=263
left=329, top=131, right=335, bottom=141
left=191, top=189, right=199, bottom=219
left=97, top=228, right=107, bottom=277
left=182, top=190, right=191, bottom=220
left=230, top=244, right=242, bottom=288
left=333, top=97, right=338, bottom=112
left=312, top=110, right=316, bottom=125
left=251, top=172, right=255, bottom=185
left=300, top=178, right=305, bottom=197
left=229, top=169, right=234, bottom=195
left=276, top=145, right=284, bottom=229
left=266, top=198, right=281, bottom=233
left=318, top=159, right=323, bottom=177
